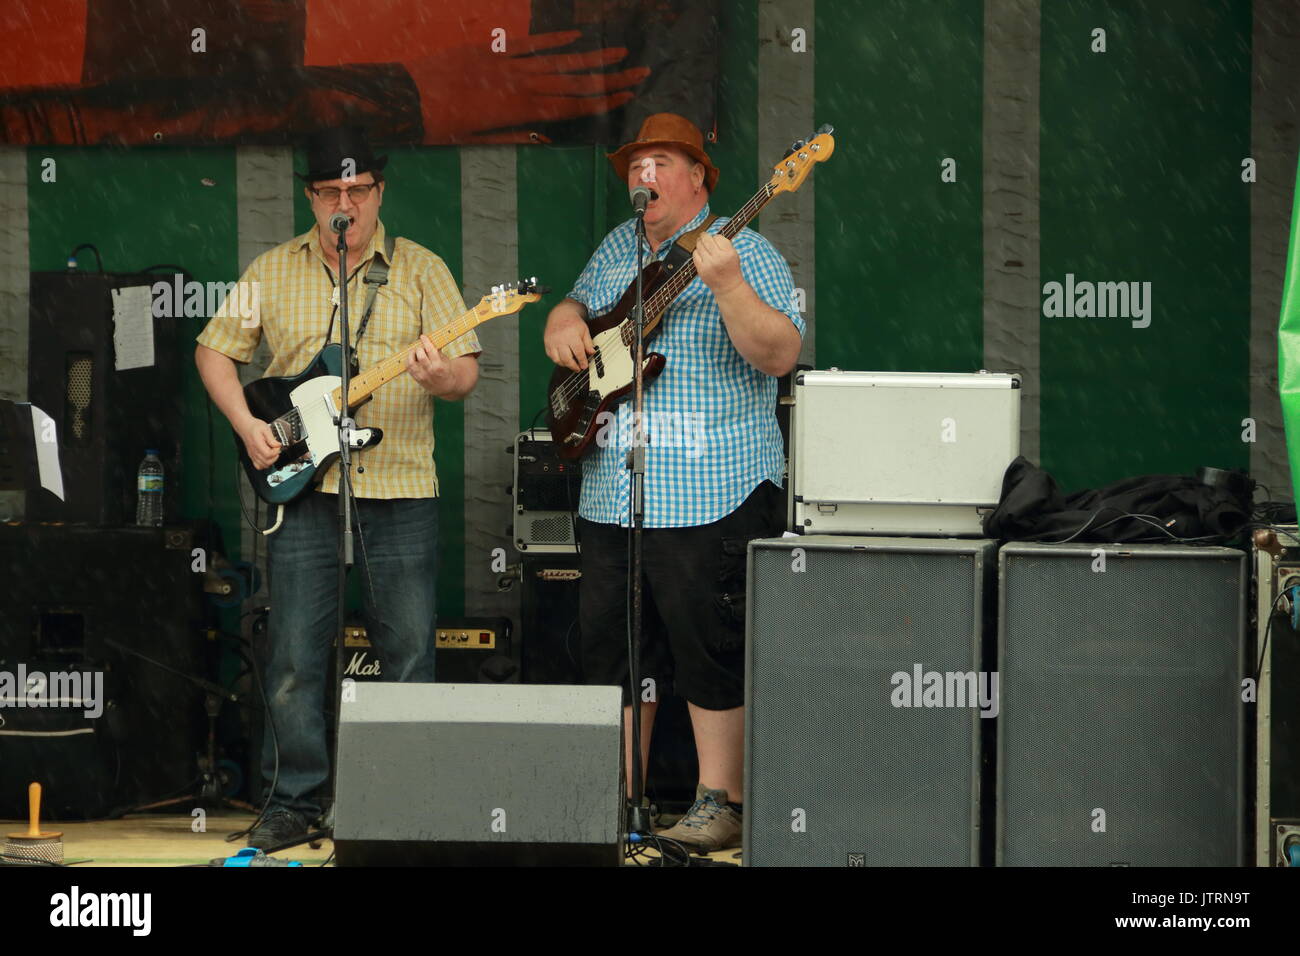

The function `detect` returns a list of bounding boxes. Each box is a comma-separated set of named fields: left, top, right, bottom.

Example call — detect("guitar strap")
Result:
left=322, top=233, right=396, bottom=351
left=658, top=214, right=719, bottom=279
left=353, top=234, right=396, bottom=346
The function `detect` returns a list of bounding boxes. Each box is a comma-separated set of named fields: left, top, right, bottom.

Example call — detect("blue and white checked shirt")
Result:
left=569, top=204, right=804, bottom=528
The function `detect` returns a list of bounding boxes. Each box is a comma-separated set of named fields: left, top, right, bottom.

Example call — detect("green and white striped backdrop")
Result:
left=0, top=0, right=1291, bottom=624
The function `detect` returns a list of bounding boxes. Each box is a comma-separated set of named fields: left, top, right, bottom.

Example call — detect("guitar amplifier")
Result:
left=340, top=617, right=517, bottom=684
left=790, top=370, right=1020, bottom=536
left=513, top=429, right=581, bottom=553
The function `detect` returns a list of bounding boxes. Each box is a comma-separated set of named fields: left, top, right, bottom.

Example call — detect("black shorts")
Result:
left=576, top=481, right=786, bottom=710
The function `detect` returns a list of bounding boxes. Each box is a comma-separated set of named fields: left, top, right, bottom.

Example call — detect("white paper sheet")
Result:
left=111, top=285, right=155, bottom=371
left=29, top=404, right=64, bottom=501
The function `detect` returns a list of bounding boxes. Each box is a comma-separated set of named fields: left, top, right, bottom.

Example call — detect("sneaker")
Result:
left=247, top=806, right=309, bottom=850
left=654, top=784, right=742, bottom=852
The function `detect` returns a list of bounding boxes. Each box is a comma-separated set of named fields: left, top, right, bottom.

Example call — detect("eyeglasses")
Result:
left=309, top=182, right=380, bottom=204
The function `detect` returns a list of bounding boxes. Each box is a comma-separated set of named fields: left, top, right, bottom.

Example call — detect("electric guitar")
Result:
left=545, top=126, right=835, bottom=459
left=239, top=280, right=545, bottom=504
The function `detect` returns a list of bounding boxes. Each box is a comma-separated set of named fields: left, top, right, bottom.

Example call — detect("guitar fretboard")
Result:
left=621, top=182, right=778, bottom=345
left=332, top=304, right=489, bottom=408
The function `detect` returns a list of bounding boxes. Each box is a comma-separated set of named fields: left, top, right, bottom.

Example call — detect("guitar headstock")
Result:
left=478, top=277, right=550, bottom=316
left=768, top=125, right=835, bottom=196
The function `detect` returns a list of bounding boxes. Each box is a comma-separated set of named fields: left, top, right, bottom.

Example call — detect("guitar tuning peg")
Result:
left=792, top=139, right=806, bottom=151
left=817, top=124, right=834, bottom=135
left=782, top=145, right=796, bottom=159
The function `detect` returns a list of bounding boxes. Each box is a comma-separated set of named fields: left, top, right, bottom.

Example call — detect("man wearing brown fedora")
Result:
left=544, top=112, right=804, bottom=851
left=196, top=126, right=482, bottom=849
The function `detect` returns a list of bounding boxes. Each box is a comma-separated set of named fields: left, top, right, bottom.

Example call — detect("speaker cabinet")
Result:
left=27, top=272, right=182, bottom=525
left=334, top=683, right=623, bottom=865
left=0, top=523, right=210, bottom=818
left=997, top=542, right=1247, bottom=866
left=519, top=554, right=583, bottom=684
left=744, top=535, right=996, bottom=866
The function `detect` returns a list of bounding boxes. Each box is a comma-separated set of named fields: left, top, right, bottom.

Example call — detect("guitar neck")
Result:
left=643, top=182, right=778, bottom=330
left=335, top=305, right=485, bottom=407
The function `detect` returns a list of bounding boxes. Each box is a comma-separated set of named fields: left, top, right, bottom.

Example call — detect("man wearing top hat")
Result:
left=195, top=126, right=481, bottom=848
left=543, top=113, right=803, bottom=851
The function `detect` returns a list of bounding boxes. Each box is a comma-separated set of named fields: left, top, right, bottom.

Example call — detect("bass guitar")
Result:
left=545, top=126, right=834, bottom=459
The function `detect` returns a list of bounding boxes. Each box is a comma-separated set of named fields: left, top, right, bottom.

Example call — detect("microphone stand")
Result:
left=626, top=198, right=651, bottom=837
left=330, top=216, right=355, bottom=830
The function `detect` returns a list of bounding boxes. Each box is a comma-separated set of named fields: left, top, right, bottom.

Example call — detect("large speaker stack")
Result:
left=0, top=271, right=200, bottom=820
left=744, top=368, right=1250, bottom=866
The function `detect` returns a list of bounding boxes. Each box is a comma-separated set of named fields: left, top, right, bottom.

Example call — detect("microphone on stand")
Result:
left=329, top=213, right=353, bottom=234
left=630, top=186, right=658, bottom=216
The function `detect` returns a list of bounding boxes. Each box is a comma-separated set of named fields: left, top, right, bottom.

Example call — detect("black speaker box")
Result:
left=519, top=554, right=583, bottom=684
left=0, top=523, right=211, bottom=818
left=26, top=271, right=183, bottom=525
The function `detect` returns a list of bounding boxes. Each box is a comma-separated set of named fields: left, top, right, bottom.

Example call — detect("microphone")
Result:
left=329, top=213, right=353, bottom=234
left=630, top=186, right=658, bottom=215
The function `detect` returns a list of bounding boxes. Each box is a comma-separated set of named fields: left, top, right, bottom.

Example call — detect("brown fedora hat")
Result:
left=607, top=113, right=720, bottom=192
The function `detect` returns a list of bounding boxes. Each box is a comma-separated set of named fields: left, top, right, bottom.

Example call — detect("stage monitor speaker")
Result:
left=997, top=542, right=1247, bottom=867
left=0, top=523, right=210, bottom=818
left=334, top=683, right=623, bottom=865
left=744, top=535, right=995, bottom=867
left=27, top=271, right=182, bottom=525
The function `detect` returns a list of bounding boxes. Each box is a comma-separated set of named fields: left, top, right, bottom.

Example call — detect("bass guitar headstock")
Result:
left=768, top=124, right=835, bottom=196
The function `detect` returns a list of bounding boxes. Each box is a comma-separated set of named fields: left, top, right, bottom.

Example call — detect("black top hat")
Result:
left=295, top=126, right=388, bottom=184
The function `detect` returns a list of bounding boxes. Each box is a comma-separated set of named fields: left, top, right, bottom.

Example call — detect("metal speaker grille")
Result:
left=746, top=538, right=992, bottom=866
left=998, top=543, right=1245, bottom=866
left=527, top=514, right=572, bottom=545
left=65, top=355, right=93, bottom=440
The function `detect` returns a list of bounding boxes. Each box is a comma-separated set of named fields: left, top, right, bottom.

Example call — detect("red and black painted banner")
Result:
left=1, top=0, right=718, bottom=146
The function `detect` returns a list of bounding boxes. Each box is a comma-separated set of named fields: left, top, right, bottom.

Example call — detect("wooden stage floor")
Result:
left=0, top=812, right=741, bottom=866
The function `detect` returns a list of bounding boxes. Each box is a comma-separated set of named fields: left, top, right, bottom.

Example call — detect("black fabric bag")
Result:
left=982, top=456, right=1252, bottom=543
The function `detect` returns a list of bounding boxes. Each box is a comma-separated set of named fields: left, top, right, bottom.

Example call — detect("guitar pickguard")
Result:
left=588, top=326, right=635, bottom=398
left=291, top=374, right=343, bottom=466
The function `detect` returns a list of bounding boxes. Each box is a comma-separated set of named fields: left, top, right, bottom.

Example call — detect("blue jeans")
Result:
left=262, top=491, right=439, bottom=817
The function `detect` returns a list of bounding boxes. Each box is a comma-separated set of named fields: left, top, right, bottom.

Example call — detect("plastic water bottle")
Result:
left=135, top=450, right=164, bottom=527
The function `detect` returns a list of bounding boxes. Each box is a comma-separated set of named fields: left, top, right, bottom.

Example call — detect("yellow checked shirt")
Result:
left=196, top=221, right=481, bottom=499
